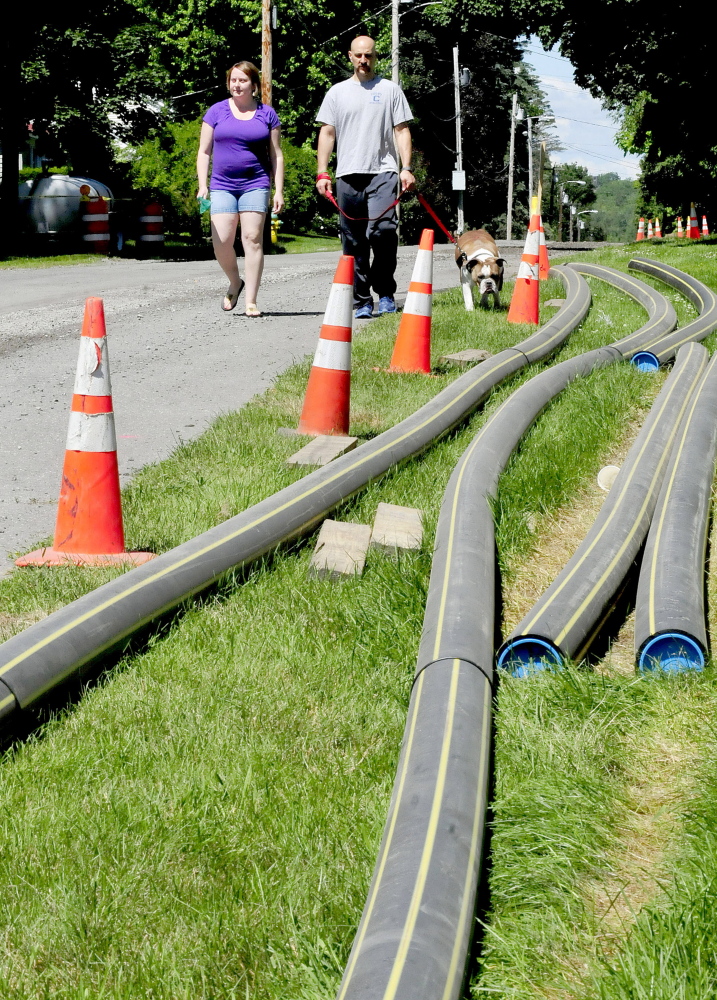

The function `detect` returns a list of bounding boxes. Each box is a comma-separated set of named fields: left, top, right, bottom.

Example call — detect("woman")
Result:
left=197, top=61, right=284, bottom=316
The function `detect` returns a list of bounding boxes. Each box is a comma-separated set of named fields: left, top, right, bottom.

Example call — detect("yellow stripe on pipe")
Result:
left=382, top=659, right=460, bottom=1000
left=0, top=693, right=15, bottom=712
left=441, top=680, right=492, bottom=1000
left=336, top=670, right=426, bottom=1000
left=645, top=366, right=710, bottom=634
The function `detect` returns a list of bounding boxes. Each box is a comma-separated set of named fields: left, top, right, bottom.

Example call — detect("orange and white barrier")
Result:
left=636, top=217, right=645, bottom=241
left=297, top=256, right=354, bottom=435
left=16, top=299, right=155, bottom=568
left=647, top=219, right=654, bottom=239
left=139, top=200, right=164, bottom=247
left=676, top=216, right=684, bottom=237
left=702, top=215, right=710, bottom=237
left=82, top=196, right=110, bottom=254
left=389, top=229, right=434, bottom=373
left=507, top=213, right=540, bottom=324
left=654, top=217, right=662, bottom=238
left=688, top=203, right=700, bottom=239
left=538, top=215, right=550, bottom=279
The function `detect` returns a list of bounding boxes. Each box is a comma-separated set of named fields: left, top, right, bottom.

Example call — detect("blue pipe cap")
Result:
left=497, top=637, right=564, bottom=678
left=638, top=632, right=705, bottom=674
left=631, top=351, right=660, bottom=372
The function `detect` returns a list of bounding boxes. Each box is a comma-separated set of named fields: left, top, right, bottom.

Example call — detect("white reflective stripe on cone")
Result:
left=524, top=230, right=540, bottom=254
left=139, top=215, right=163, bottom=222
left=82, top=214, right=110, bottom=222
left=66, top=412, right=118, bottom=452
left=410, top=249, right=433, bottom=284
left=403, top=291, right=432, bottom=317
left=312, top=339, right=352, bottom=371
left=83, top=233, right=111, bottom=241
left=516, top=260, right=538, bottom=280
left=74, top=337, right=112, bottom=396
left=139, top=235, right=165, bottom=241
left=322, top=282, right=353, bottom=327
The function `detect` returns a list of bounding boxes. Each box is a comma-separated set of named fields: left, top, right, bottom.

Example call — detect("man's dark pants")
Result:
left=336, top=172, right=399, bottom=308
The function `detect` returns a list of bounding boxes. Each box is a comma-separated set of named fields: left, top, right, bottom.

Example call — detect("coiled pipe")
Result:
left=497, top=342, right=708, bottom=673
left=0, top=266, right=591, bottom=731
left=628, top=256, right=717, bottom=364
left=635, top=349, right=717, bottom=672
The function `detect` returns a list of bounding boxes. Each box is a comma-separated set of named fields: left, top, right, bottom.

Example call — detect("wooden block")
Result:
left=309, top=520, right=372, bottom=579
left=287, top=435, right=358, bottom=467
left=439, top=349, right=493, bottom=368
left=543, top=298, right=565, bottom=307
left=371, top=502, right=423, bottom=553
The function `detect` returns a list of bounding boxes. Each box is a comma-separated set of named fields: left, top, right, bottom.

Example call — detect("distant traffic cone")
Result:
left=688, top=203, right=700, bottom=238
left=297, top=256, right=354, bottom=435
left=16, top=299, right=156, bottom=567
left=654, top=217, right=662, bottom=238
left=636, top=217, right=645, bottom=240
left=702, top=215, right=710, bottom=237
left=647, top=219, right=654, bottom=239
left=507, top=213, right=540, bottom=324
left=538, top=216, right=550, bottom=279
left=676, top=216, right=684, bottom=237
left=389, top=229, right=434, bottom=373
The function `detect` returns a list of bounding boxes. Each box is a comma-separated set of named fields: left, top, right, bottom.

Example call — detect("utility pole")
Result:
left=526, top=115, right=533, bottom=213
left=261, top=0, right=272, bottom=104
left=506, top=93, right=518, bottom=240
left=453, top=44, right=465, bottom=234
left=392, top=0, right=400, bottom=83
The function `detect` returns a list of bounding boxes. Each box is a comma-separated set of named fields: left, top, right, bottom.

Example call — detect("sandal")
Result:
left=222, top=278, right=244, bottom=312
left=245, top=304, right=263, bottom=317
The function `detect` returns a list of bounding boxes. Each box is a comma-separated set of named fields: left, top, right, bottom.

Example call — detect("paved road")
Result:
left=0, top=241, right=583, bottom=573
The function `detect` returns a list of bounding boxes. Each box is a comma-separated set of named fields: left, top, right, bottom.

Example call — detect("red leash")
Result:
left=323, top=188, right=457, bottom=245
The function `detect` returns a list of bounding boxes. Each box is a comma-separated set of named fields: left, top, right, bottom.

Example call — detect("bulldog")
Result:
left=455, top=229, right=506, bottom=310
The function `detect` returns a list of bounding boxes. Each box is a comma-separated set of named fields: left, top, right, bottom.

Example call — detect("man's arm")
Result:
left=394, top=123, right=416, bottom=192
left=316, top=124, right=336, bottom=198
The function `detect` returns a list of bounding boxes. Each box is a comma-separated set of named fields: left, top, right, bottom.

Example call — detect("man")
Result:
left=316, top=36, right=416, bottom=319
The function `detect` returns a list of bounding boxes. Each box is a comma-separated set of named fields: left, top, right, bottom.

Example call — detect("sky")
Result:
left=522, top=36, right=641, bottom=180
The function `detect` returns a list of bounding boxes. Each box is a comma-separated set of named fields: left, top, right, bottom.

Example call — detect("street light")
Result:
left=559, top=179, right=586, bottom=242
left=577, top=209, right=598, bottom=242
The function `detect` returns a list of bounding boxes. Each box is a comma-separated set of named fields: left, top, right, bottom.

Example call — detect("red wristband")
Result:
left=316, top=172, right=331, bottom=180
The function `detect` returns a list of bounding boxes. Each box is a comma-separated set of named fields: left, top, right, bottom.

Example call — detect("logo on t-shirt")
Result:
left=371, top=92, right=383, bottom=103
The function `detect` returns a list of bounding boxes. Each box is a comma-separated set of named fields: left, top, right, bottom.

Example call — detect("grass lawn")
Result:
left=1, top=243, right=717, bottom=998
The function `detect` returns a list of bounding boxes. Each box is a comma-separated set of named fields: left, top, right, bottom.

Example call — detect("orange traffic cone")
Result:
left=636, top=217, right=645, bottom=241
left=538, top=216, right=550, bottom=279
left=389, top=229, right=434, bottom=373
left=297, top=256, right=354, bottom=435
left=647, top=219, right=654, bottom=239
left=654, top=217, right=662, bottom=238
left=507, top=213, right=540, bottom=324
left=16, top=299, right=155, bottom=568
left=702, top=215, right=710, bottom=237
left=676, top=216, right=684, bottom=237
left=688, top=203, right=700, bottom=238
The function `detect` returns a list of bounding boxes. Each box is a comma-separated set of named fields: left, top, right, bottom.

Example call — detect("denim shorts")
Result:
left=210, top=188, right=270, bottom=214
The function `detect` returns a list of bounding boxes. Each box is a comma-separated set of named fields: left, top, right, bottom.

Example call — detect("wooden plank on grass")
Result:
left=287, top=435, right=358, bottom=467
left=371, top=502, right=423, bottom=554
left=439, top=349, right=493, bottom=368
left=309, top=520, right=372, bottom=579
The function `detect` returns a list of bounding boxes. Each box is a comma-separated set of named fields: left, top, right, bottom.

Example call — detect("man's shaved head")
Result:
left=350, top=35, right=375, bottom=54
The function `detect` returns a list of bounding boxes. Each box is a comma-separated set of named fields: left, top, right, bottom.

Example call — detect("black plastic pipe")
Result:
left=566, top=261, right=677, bottom=365
left=497, top=341, right=708, bottom=673
left=628, top=256, right=717, bottom=364
left=635, top=349, right=717, bottom=672
left=334, top=341, right=623, bottom=1000
left=0, top=266, right=591, bottom=731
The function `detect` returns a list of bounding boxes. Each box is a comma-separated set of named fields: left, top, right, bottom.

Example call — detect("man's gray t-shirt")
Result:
left=316, top=76, right=413, bottom=177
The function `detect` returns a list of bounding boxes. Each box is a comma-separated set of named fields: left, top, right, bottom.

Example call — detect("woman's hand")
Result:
left=197, top=185, right=209, bottom=200
left=273, top=192, right=285, bottom=214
